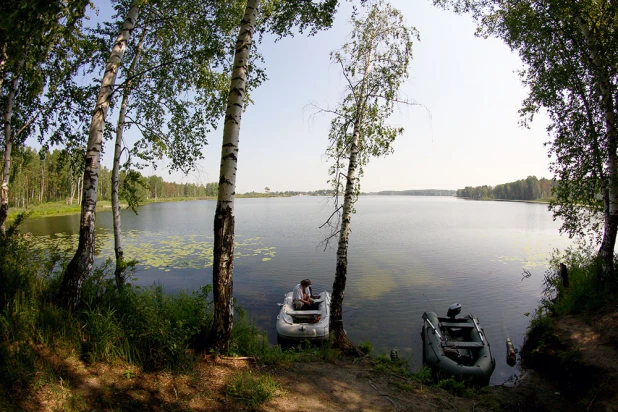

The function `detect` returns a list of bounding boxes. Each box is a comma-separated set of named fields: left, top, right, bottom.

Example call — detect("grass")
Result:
left=5, top=198, right=211, bottom=221
left=5, top=193, right=294, bottom=222
left=226, top=371, right=283, bottom=408
left=541, top=248, right=617, bottom=316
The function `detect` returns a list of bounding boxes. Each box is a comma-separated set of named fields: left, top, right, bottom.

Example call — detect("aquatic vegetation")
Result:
left=29, top=230, right=277, bottom=271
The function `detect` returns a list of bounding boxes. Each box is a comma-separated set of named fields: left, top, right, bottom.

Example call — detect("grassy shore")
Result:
left=6, top=197, right=209, bottom=221
left=6, top=194, right=297, bottom=222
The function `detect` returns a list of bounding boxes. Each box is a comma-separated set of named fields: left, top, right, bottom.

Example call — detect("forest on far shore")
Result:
left=6, top=143, right=554, bottom=208
left=3, top=145, right=337, bottom=209
left=456, top=176, right=553, bottom=201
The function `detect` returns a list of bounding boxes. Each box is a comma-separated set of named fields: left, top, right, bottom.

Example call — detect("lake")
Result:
left=21, top=196, right=572, bottom=385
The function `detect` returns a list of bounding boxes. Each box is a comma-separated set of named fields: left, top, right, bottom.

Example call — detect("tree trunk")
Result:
left=0, top=68, right=20, bottom=233
left=330, top=46, right=374, bottom=354
left=330, top=114, right=362, bottom=352
left=112, top=25, right=147, bottom=290
left=0, top=42, right=6, bottom=90
left=59, top=4, right=140, bottom=310
left=39, top=157, right=45, bottom=203
left=577, top=15, right=618, bottom=282
left=208, top=0, right=259, bottom=353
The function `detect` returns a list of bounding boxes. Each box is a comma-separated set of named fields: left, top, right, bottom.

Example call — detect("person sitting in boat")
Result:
left=293, top=279, right=315, bottom=310
left=302, top=278, right=320, bottom=300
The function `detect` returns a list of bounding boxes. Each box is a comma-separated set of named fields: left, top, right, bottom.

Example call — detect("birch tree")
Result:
left=208, top=0, right=339, bottom=352
left=106, top=0, right=241, bottom=288
left=321, top=0, right=417, bottom=350
left=434, top=0, right=618, bottom=283
left=59, top=4, right=140, bottom=309
left=0, top=0, right=89, bottom=233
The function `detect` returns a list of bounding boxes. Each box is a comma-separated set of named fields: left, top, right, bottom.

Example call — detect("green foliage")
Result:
left=260, top=0, right=338, bottom=38
left=456, top=176, right=554, bottom=201
left=526, top=308, right=557, bottom=348
left=81, top=303, right=128, bottom=363
left=437, top=0, right=618, bottom=267
left=373, top=352, right=414, bottom=378
left=78, top=266, right=214, bottom=370
left=411, top=365, right=433, bottom=386
left=226, top=370, right=282, bottom=408
left=120, top=169, right=147, bottom=213
left=0, top=221, right=218, bottom=400
left=4, top=144, right=220, bottom=211
left=436, top=377, right=467, bottom=397
left=357, top=340, right=373, bottom=355
left=0, top=214, right=40, bottom=314
left=0, top=216, right=59, bottom=396
left=326, top=0, right=418, bottom=203
left=1, top=0, right=96, bottom=176
left=543, top=248, right=616, bottom=315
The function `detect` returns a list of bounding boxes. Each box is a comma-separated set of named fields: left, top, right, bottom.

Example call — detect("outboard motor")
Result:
left=447, top=303, right=462, bottom=319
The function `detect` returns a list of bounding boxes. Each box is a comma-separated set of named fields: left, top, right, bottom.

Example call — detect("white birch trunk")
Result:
left=39, top=159, right=44, bottom=203
left=577, top=16, right=618, bottom=281
left=330, top=47, right=373, bottom=351
left=69, top=176, right=76, bottom=205
left=0, top=42, right=6, bottom=92
left=0, top=69, right=20, bottom=233
left=209, top=0, right=259, bottom=352
left=60, top=4, right=140, bottom=309
left=112, top=26, right=147, bottom=288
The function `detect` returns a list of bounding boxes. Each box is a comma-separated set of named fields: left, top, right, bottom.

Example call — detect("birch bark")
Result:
left=112, top=25, right=148, bottom=289
left=0, top=66, right=21, bottom=233
left=0, top=43, right=6, bottom=93
left=331, top=52, right=372, bottom=350
left=324, top=2, right=415, bottom=352
left=577, top=15, right=618, bottom=282
left=209, top=0, right=259, bottom=352
left=60, top=4, right=140, bottom=309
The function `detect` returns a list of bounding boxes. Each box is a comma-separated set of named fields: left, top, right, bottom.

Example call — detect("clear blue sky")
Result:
left=70, top=1, right=553, bottom=193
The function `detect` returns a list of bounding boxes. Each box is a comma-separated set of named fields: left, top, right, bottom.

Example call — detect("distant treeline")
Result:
left=376, top=189, right=456, bottom=196
left=4, top=145, right=335, bottom=208
left=243, top=190, right=333, bottom=197
left=456, top=176, right=554, bottom=201
left=5, top=146, right=219, bottom=209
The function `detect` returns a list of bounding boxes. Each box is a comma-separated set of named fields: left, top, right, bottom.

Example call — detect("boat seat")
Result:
left=440, top=321, right=475, bottom=329
left=286, top=309, right=321, bottom=316
left=442, top=341, right=484, bottom=349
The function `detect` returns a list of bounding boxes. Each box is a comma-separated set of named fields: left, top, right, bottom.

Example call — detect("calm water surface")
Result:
left=22, top=196, right=572, bottom=384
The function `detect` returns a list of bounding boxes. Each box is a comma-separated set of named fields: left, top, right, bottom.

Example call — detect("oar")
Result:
left=422, top=313, right=443, bottom=341
left=471, top=317, right=485, bottom=344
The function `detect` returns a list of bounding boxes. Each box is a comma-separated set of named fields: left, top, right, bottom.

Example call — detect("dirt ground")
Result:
left=10, top=352, right=488, bottom=411
left=6, top=305, right=618, bottom=411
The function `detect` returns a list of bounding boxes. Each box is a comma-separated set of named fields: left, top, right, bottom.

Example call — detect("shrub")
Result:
left=526, top=308, right=556, bottom=347
left=78, top=270, right=214, bottom=370
left=543, top=247, right=615, bottom=315
left=411, top=365, right=433, bottom=385
left=358, top=340, right=373, bottom=355
left=436, top=377, right=466, bottom=396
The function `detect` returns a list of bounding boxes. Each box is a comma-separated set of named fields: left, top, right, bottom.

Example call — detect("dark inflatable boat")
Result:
left=421, top=304, right=495, bottom=386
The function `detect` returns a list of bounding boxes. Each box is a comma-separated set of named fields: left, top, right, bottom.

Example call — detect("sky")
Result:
left=49, top=0, right=554, bottom=193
